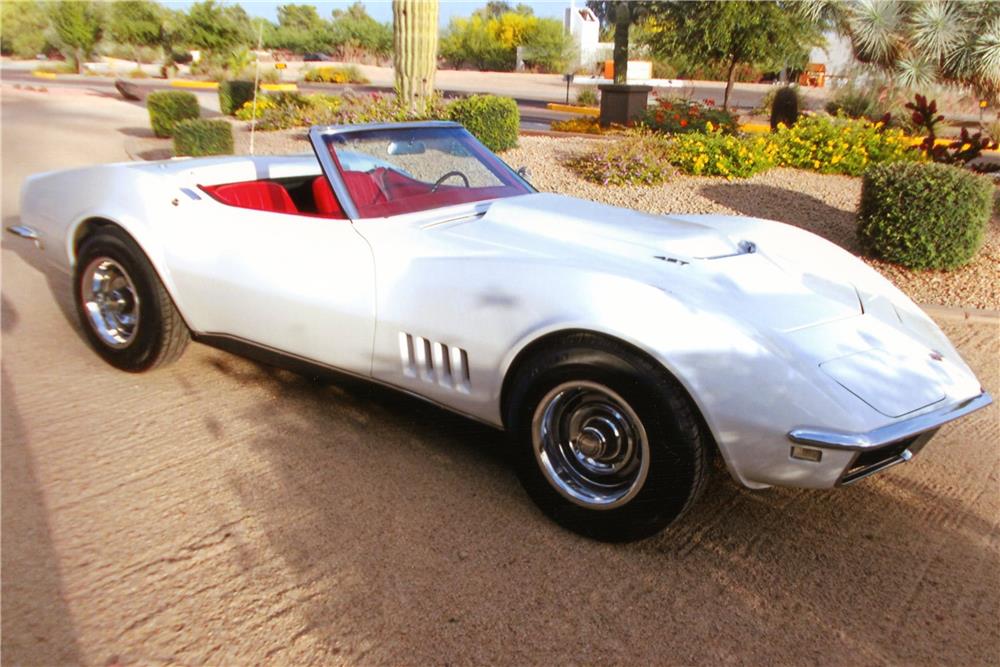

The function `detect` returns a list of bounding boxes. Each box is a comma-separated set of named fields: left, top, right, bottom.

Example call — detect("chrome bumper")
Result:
left=787, top=391, right=993, bottom=486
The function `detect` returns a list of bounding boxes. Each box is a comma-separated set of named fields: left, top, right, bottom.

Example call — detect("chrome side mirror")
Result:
left=516, top=166, right=532, bottom=181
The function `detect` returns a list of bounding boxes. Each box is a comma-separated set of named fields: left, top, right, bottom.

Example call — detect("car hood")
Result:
left=455, top=193, right=863, bottom=333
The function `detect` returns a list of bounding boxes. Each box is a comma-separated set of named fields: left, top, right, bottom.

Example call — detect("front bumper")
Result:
left=787, top=391, right=993, bottom=486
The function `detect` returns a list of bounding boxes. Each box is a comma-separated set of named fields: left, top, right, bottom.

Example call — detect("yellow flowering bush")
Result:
left=302, top=65, right=369, bottom=84
left=550, top=116, right=605, bottom=134
left=772, top=116, right=920, bottom=176
left=668, top=133, right=777, bottom=179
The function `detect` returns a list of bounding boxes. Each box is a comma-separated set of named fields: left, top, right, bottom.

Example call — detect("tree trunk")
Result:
left=393, top=0, right=439, bottom=113
left=75, top=48, right=83, bottom=74
left=723, top=56, right=738, bottom=111
left=612, top=2, right=630, bottom=85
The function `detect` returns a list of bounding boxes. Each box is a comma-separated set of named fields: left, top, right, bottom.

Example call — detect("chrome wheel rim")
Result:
left=532, top=381, right=649, bottom=509
left=81, top=257, right=140, bottom=349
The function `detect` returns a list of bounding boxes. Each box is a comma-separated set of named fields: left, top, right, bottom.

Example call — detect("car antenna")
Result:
left=249, top=21, right=263, bottom=156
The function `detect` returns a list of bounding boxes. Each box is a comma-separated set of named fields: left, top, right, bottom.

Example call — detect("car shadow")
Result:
left=699, top=182, right=862, bottom=254
left=203, top=345, right=998, bottom=664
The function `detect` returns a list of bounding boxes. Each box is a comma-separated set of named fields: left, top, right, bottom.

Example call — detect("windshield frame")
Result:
left=308, top=121, right=535, bottom=220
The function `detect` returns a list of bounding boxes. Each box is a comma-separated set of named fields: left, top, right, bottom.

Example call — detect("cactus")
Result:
left=393, top=0, right=439, bottom=112
left=770, top=86, right=800, bottom=130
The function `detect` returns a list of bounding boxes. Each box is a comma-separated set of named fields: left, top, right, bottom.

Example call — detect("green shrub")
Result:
left=566, top=131, right=674, bottom=186
left=147, top=90, right=200, bottom=138
left=770, top=86, right=799, bottom=130
left=173, top=119, right=234, bottom=157
left=575, top=87, right=599, bottom=107
left=303, top=65, right=370, bottom=84
left=448, top=94, right=519, bottom=152
left=668, top=132, right=777, bottom=179
left=641, top=98, right=738, bottom=135
left=772, top=115, right=919, bottom=176
left=858, top=162, right=993, bottom=270
left=218, top=80, right=256, bottom=116
left=825, top=84, right=883, bottom=120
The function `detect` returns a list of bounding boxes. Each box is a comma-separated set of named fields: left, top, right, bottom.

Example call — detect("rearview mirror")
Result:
left=387, top=140, right=426, bottom=156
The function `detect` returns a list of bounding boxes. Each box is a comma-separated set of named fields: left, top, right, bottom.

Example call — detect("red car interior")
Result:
left=311, top=177, right=347, bottom=218
left=201, top=181, right=299, bottom=214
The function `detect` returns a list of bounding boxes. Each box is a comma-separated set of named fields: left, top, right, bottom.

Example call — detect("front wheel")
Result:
left=505, top=335, right=711, bottom=542
left=74, top=226, right=189, bottom=372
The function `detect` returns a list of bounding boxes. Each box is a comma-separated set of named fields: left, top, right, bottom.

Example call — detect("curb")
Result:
left=546, top=102, right=599, bottom=116
left=919, top=303, right=1000, bottom=325
left=261, top=83, right=298, bottom=92
left=170, top=80, right=218, bottom=90
left=32, top=71, right=58, bottom=79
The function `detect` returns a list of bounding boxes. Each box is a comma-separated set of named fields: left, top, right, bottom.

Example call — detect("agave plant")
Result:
left=801, top=0, right=1000, bottom=98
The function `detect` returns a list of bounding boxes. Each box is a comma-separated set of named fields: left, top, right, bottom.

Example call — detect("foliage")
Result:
left=243, top=91, right=450, bottom=131
left=642, top=1, right=824, bottom=109
left=303, top=65, right=369, bottom=84
left=824, top=83, right=884, bottom=120
left=218, top=80, right=256, bottom=116
left=448, top=94, right=519, bottom=152
left=48, top=1, right=104, bottom=72
left=858, top=162, right=993, bottom=270
left=173, top=119, right=234, bottom=157
left=772, top=115, right=919, bottom=176
left=108, top=0, right=162, bottom=64
left=641, top=98, right=738, bottom=135
left=394, top=0, right=439, bottom=111
left=183, top=0, right=252, bottom=56
left=550, top=116, right=605, bottom=134
left=799, top=0, right=1000, bottom=98
left=576, top=87, right=599, bottom=107
left=668, top=132, right=778, bottom=178
left=906, top=94, right=999, bottom=164
left=770, top=86, right=800, bottom=130
left=147, top=90, right=200, bottom=138
left=566, top=131, right=674, bottom=186
left=330, top=2, right=393, bottom=60
left=440, top=11, right=574, bottom=73
left=235, top=94, right=277, bottom=121
left=1, top=0, right=55, bottom=58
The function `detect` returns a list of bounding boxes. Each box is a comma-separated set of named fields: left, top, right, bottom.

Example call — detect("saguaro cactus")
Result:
left=393, top=0, right=439, bottom=112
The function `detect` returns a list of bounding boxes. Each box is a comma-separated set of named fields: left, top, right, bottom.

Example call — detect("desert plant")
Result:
left=173, top=118, right=234, bottom=156
left=576, top=87, right=599, bottom=107
left=641, top=98, right=738, bottom=135
left=218, top=80, right=255, bottom=116
left=858, top=162, right=993, bottom=269
left=772, top=115, right=918, bottom=176
left=566, top=131, right=674, bottom=186
left=303, top=65, right=369, bottom=84
left=906, top=94, right=999, bottom=164
left=668, top=132, right=778, bottom=178
left=393, top=0, right=438, bottom=111
left=824, top=83, right=882, bottom=120
left=448, top=94, right=519, bottom=152
left=147, top=90, right=200, bottom=138
left=770, top=86, right=800, bottom=130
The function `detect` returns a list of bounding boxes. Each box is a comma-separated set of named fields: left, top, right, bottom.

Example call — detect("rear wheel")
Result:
left=74, top=227, right=189, bottom=372
left=506, top=334, right=710, bottom=542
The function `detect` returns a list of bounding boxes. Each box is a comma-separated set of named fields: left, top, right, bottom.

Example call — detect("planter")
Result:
left=598, top=84, right=652, bottom=127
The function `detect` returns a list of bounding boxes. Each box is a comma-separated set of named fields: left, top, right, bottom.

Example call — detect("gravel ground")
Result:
left=158, top=125, right=1000, bottom=311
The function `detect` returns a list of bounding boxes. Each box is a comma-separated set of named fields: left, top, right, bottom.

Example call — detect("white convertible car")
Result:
left=10, top=121, right=991, bottom=540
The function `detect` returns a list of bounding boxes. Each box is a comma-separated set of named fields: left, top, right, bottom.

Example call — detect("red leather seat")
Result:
left=205, top=181, right=298, bottom=214
left=342, top=170, right=387, bottom=208
left=311, top=177, right=346, bottom=218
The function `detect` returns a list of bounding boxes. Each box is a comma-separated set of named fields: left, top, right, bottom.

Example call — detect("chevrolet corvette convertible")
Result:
left=10, top=121, right=991, bottom=541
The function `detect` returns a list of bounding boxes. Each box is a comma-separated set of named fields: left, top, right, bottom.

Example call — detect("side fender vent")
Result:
left=399, top=333, right=471, bottom=393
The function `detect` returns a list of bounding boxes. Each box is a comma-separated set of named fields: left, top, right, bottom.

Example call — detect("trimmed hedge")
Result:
left=147, top=90, right=200, bottom=138
left=858, top=162, right=993, bottom=270
left=448, top=94, right=519, bottom=152
left=218, top=80, right=256, bottom=116
left=173, top=119, right=234, bottom=157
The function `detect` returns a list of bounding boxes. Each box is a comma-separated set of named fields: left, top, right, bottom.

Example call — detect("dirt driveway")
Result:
left=2, top=89, right=998, bottom=666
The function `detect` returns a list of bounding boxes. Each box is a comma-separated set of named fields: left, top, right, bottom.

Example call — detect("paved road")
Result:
left=2, top=88, right=998, bottom=666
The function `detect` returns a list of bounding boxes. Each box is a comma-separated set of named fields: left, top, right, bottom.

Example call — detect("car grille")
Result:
left=838, top=433, right=932, bottom=486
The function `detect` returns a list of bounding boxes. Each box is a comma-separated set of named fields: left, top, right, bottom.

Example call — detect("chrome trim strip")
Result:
left=193, top=331, right=504, bottom=431
left=6, top=225, right=43, bottom=249
left=788, top=391, right=992, bottom=451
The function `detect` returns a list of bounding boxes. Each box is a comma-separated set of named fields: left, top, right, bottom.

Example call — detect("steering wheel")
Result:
left=431, top=171, right=470, bottom=192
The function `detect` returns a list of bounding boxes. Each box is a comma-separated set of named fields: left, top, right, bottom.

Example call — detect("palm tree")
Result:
left=801, top=0, right=1000, bottom=99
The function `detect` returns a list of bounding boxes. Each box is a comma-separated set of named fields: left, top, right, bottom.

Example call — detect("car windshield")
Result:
left=319, top=125, right=532, bottom=218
